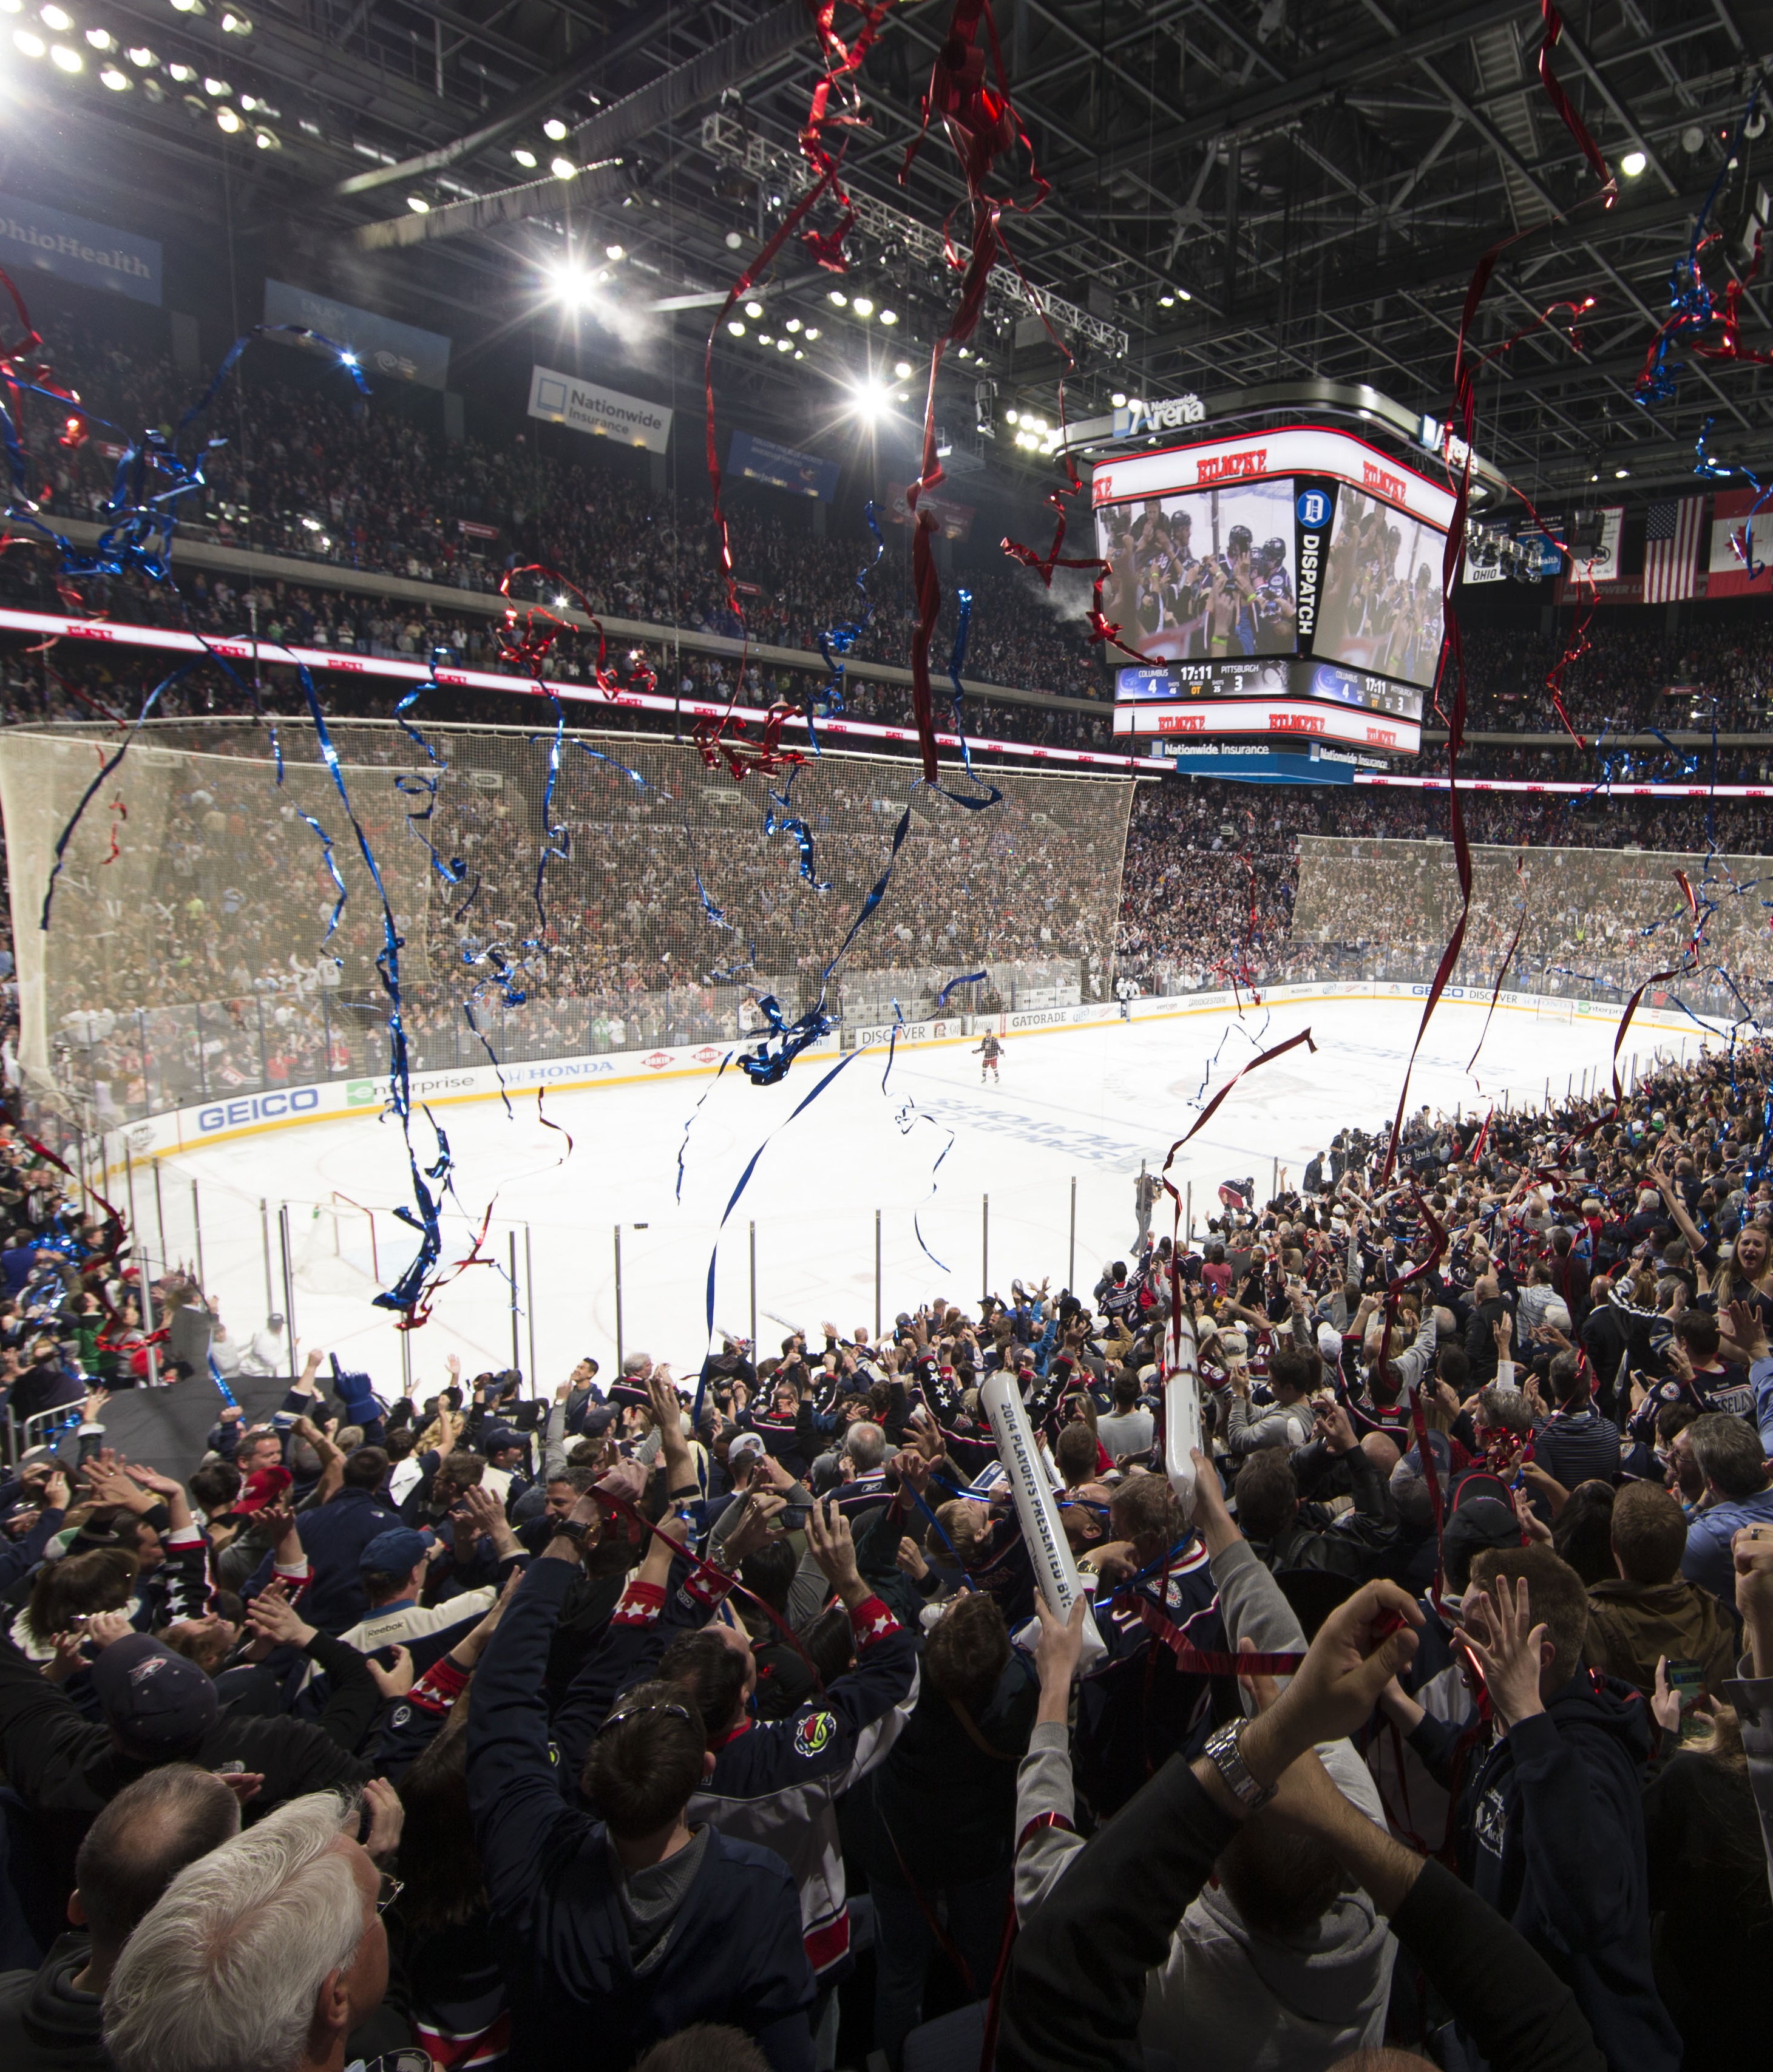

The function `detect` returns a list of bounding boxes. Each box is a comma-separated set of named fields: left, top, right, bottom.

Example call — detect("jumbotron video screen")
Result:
left=1092, top=427, right=1457, bottom=756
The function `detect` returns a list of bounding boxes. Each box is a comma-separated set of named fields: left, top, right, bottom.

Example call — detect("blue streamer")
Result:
left=2, top=323, right=368, bottom=585
left=1636, top=87, right=1763, bottom=408
left=693, top=1043, right=871, bottom=1424
left=943, top=587, right=1003, bottom=804
left=285, top=663, right=446, bottom=1318
left=810, top=498, right=884, bottom=744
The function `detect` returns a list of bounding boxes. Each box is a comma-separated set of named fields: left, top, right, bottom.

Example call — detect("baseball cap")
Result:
left=360, top=1527, right=429, bottom=1577
left=1442, top=1493, right=1525, bottom=1590
left=482, top=1423, right=521, bottom=1452
left=234, top=1464, right=292, bottom=1515
left=90, top=1636, right=219, bottom=1757
left=727, top=1432, right=766, bottom=1469
left=1316, top=1324, right=1343, bottom=1359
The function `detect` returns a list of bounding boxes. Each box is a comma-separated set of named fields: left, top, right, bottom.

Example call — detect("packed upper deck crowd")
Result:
left=4, top=324, right=1773, bottom=763
left=0, top=1023, right=1768, bottom=2072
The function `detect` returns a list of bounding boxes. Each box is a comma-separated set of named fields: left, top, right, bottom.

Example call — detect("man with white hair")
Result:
left=102, top=1790, right=393, bottom=2072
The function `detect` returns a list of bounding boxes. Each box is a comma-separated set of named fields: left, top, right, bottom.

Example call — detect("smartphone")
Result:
left=1667, top=1659, right=1706, bottom=1742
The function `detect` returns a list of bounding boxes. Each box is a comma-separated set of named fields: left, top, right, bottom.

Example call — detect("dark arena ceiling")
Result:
left=10, top=0, right=1773, bottom=505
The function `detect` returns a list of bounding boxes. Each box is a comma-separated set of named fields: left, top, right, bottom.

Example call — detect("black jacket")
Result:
left=464, top=1561, right=815, bottom=2072
left=0, top=1934, right=105, bottom=2072
left=0, top=1634, right=375, bottom=1821
left=1410, top=1666, right=1682, bottom=2072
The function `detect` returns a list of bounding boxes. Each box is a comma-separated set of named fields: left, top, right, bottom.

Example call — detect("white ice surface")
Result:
left=148, top=995, right=1701, bottom=1397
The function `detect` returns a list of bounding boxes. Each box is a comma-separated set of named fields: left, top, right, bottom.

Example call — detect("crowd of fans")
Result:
left=16, top=324, right=1110, bottom=708
left=0, top=1024, right=1769, bottom=2072
left=4, top=688, right=1772, bottom=1120
left=1113, top=780, right=1773, bottom=999
left=7, top=322, right=1773, bottom=763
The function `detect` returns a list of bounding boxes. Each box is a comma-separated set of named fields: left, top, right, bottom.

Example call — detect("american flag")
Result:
left=1642, top=496, right=1707, bottom=603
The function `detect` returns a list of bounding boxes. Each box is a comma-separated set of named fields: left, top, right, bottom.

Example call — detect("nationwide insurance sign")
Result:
left=527, top=365, right=673, bottom=452
left=0, top=191, right=160, bottom=304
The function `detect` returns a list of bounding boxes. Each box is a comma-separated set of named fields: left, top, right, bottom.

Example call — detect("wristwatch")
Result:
left=1203, top=1718, right=1278, bottom=1814
left=550, top=1515, right=593, bottom=1547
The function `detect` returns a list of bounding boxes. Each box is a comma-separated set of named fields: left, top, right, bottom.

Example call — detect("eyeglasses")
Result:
left=375, top=1874, right=404, bottom=1916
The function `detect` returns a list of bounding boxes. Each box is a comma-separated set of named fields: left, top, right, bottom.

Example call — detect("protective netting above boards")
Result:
left=0, top=720, right=1134, bottom=1118
left=1290, top=835, right=1773, bottom=1015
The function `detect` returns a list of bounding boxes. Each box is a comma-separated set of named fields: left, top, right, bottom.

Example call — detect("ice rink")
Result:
left=144, top=992, right=1705, bottom=1395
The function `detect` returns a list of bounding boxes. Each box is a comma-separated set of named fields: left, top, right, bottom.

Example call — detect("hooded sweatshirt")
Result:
left=1410, top=1665, right=1682, bottom=2072
left=1015, top=1540, right=1396, bottom=2071
left=0, top=1933, right=105, bottom=2072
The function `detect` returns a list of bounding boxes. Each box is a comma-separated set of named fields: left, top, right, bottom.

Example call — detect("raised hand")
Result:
left=1032, top=1593, right=1089, bottom=1699
left=721, top=1489, right=788, bottom=1565
left=1460, top=1573, right=1548, bottom=1727
left=84, top=1609, right=135, bottom=1651
left=366, top=1645, right=414, bottom=1700
left=245, top=1588, right=316, bottom=1651
left=804, top=1497, right=865, bottom=1604
left=361, top=1776, right=405, bottom=1864
left=1250, top=1579, right=1423, bottom=1771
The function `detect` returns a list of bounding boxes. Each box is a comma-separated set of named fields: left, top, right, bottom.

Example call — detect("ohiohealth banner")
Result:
left=528, top=365, right=673, bottom=452
left=263, top=279, right=451, bottom=388
left=0, top=191, right=160, bottom=304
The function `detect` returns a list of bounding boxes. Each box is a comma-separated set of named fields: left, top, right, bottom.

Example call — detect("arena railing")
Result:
left=45, top=961, right=1105, bottom=1129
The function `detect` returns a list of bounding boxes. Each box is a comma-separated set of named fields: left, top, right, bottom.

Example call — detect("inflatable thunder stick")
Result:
left=979, top=1375, right=1105, bottom=1664
left=1164, top=1311, right=1204, bottom=1522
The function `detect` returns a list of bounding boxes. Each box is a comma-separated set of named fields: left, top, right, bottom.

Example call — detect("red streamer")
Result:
left=1536, top=1, right=1616, bottom=199
left=497, top=564, right=650, bottom=699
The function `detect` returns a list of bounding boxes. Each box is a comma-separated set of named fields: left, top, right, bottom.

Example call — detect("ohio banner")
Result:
left=0, top=191, right=160, bottom=304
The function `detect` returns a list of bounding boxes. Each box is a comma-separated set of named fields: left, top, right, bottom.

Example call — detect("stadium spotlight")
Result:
left=551, top=157, right=576, bottom=179
left=405, top=194, right=429, bottom=212
left=849, top=374, right=891, bottom=421
left=744, top=299, right=763, bottom=318
left=40, top=3, right=71, bottom=26
left=802, top=327, right=819, bottom=340
left=828, top=288, right=847, bottom=306
left=1111, top=391, right=1127, bottom=407
left=543, top=117, right=568, bottom=140
left=893, top=359, right=912, bottom=377
left=49, top=39, right=79, bottom=67
left=852, top=295, right=875, bottom=317
left=605, top=243, right=624, bottom=260
left=512, top=146, right=537, bottom=168
left=1621, top=149, right=1647, bottom=177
